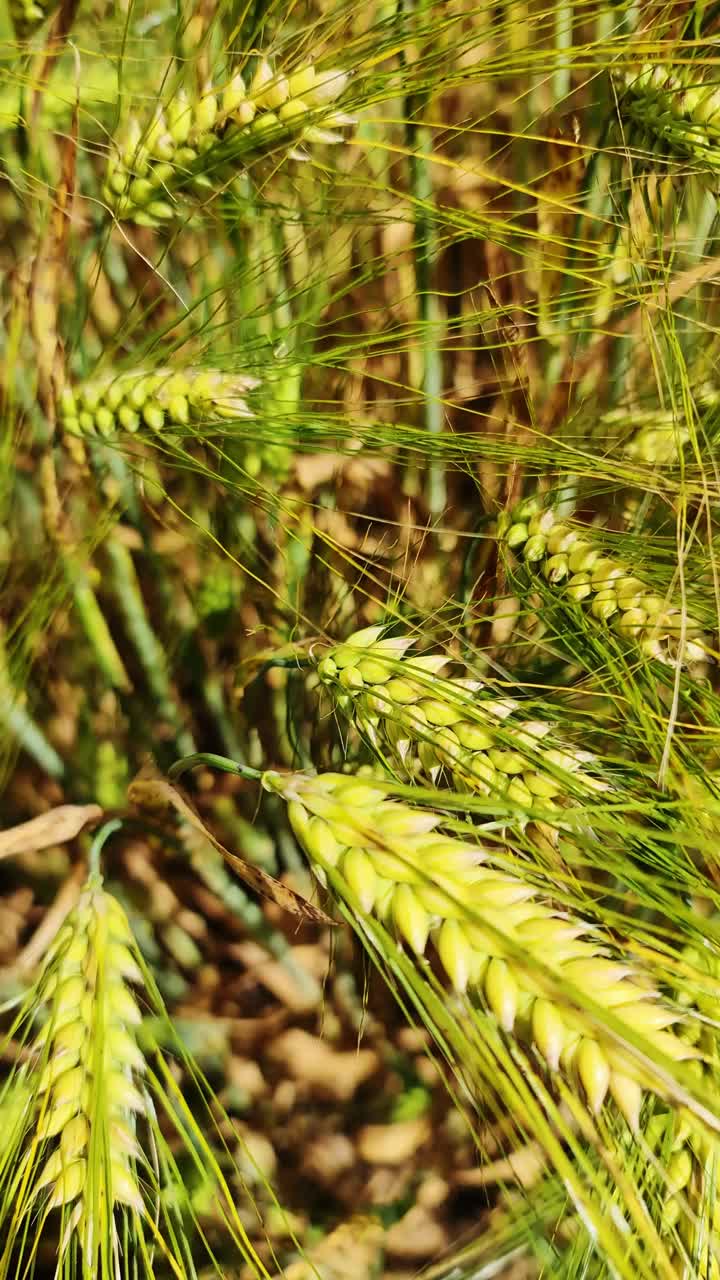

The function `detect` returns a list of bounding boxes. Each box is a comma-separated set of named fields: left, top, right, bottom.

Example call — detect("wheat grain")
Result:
left=103, top=61, right=354, bottom=225
left=499, top=500, right=711, bottom=667
left=315, top=624, right=608, bottom=811
left=263, top=768, right=699, bottom=1127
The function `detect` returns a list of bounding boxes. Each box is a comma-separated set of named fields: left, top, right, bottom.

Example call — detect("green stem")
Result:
left=552, top=0, right=572, bottom=106
left=405, top=0, right=445, bottom=519
left=168, top=752, right=262, bottom=782
left=68, top=556, right=131, bottom=691
left=105, top=536, right=196, bottom=756
left=88, top=817, right=123, bottom=879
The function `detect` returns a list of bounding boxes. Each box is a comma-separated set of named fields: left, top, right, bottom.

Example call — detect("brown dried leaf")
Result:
left=0, top=804, right=102, bottom=862
left=128, top=763, right=335, bottom=926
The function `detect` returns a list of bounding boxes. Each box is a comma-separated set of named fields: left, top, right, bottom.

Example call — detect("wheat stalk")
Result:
left=499, top=500, right=711, bottom=668
left=315, top=625, right=609, bottom=812
left=103, top=61, right=353, bottom=225
left=260, top=767, right=704, bottom=1129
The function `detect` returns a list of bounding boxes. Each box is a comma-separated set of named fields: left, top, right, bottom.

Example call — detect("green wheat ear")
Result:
left=499, top=499, right=712, bottom=670
left=618, top=64, right=720, bottom=174
left=0, top=879, right=147, bottom=1274
left=314, top=624, right=610, bottom=815
left=0, top=874, right=270, bottom=1279
left=59, top=367, right=259, bottom=438
left=103, top=60, right=354, bottom=226
left=8, top=0, right=53, bottom=37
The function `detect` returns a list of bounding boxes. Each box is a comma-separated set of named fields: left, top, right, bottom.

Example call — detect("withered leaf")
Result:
left=128, top=764, right=334, bottom=927
left=0, top=804, right=103, bottom=862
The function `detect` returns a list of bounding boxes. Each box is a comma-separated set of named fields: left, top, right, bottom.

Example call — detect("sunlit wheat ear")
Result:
left=0, top=878, right=147, bottom=1275
left=103, top=60, right=354, bottom=225
left=59, top=367, right=259, bottom=439
left=314, top=624, right=609, bottom=814
left=261, top=769, right=703, bottom=1128
left=0, top=874, right=272, bottom=1279
left=617, top=64, right=720, bottom=174
left=499, top=499, right=712, bottom=669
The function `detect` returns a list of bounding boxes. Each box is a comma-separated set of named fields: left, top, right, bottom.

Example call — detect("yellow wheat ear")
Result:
left=0, top=872, right=270, bottom=1280
left=0, top=878, right=147, bottom=1276
left=103, top=60, right=354, bottom=226
left=262, top=769, right=713, bottom=1132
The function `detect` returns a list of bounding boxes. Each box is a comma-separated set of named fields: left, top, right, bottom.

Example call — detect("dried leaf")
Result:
left=0, top=805, right=102, bottom=862
left=128, top=764, right=335, bottom=926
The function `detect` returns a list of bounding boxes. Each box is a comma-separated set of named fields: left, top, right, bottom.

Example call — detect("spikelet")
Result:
left=3, top=880, right=146, bottom=1267
left=617, top=65, right=720, bottom=173
left=499, top=499, right=711, bottom=668
left=103, top=62, right=354, bottom=225
left=262, top=768, right=700, bottom=1126
left=315, top=624, right=608, bottom=811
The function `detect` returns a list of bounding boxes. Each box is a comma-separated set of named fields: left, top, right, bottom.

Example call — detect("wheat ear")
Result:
left=499, top=499, right=711, bottom=667
left=315, top=624, right=608, bottom=812
left=262, top=768, right=702, bottom=1128
left=618, top=65, right=720, bottom=173
left=0, top=879, right=147, bottom=1270
left=59, top=366, right=258, bottom=439
left=651, top=933, right=720, bottom=1277
left=104, top=61, right=353, bottom=225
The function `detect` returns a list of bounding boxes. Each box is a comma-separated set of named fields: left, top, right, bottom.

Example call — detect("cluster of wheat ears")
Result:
left=4, top=0, right=720, bottom=1277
